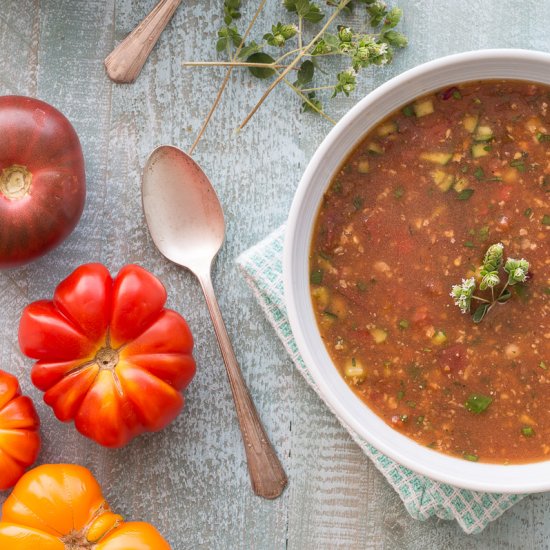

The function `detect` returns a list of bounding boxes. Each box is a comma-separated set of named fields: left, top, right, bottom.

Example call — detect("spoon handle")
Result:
left=197, top=270, right=288, bottom=499
left=104, top=0, right=182, bottom=83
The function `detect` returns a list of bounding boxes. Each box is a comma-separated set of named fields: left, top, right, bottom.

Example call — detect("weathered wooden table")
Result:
left=1, top=1, right=549, bottom=548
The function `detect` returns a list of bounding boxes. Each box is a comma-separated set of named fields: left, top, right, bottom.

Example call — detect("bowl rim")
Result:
left=284, top=48, right=550, bottom=493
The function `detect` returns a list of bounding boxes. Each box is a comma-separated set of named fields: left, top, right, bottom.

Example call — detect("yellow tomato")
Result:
left=0, top=463, right=171, bottom=549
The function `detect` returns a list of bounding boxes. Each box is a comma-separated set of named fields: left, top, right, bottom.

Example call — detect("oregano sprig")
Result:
left=184, top=0, right=407, bottom=147
left=451, top=243, right=530, bottom=323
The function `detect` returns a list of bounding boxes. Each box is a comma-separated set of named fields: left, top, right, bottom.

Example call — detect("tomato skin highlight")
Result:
left=19, top=263, right=196, bottom=448
left=0, top=464, right=171, bottom=549
left=0, top=96, right=85, bottom=268
left=0, top=370, right=41, bottom=490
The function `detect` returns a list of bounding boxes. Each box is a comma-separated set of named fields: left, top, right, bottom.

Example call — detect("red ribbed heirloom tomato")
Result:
left=0, top=370, right=40, bottom=490
left=18, top=263, right=196, bottom=447
left=0, top=96, right=85, bottom=268
left=0, top=463, right=171, bottom=549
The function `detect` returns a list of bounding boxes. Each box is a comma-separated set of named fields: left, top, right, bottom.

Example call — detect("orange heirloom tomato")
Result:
left=0, top=370, right=40, bottom=490
left=0, top=463, right=171, bottom=549
left=18, top=263, right=196, bottom=447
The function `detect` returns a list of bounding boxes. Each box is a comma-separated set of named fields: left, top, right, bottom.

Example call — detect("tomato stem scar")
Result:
left=0, top=164, right=32, bottom=200
left=95, top=347, right=119, bottom=371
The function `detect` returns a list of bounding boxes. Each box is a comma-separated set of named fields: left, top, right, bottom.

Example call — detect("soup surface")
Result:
left=310, top=80, right=549, bottom=463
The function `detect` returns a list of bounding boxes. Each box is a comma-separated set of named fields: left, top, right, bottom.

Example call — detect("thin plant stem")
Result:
left=299, top=85, right=336, bottom=93
left=282, top=77, right=337, bottom=124
left=189, top=0, right=267, bottom=155
left=183, top=61, right=290, bottom=70
left=497, top=280, right=510, bottom=300
left=274, top=47, right=302, bottom=64
left=298, top=16, right=303, bottom=50
left=237, top=0, right=351, bottom=131
left=471, top=296, right=491, bottom=304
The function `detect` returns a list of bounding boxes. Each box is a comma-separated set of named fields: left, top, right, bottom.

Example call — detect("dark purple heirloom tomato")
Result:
left=0, top=96, right=85, bottom=268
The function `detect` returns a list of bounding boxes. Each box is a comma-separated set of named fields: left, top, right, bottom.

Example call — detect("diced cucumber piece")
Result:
left=370, top=328, right=387, bottom=343
left=312, top=286, right=330, bottom=309
left=431, top=169, right=455, bottom=192
left=377, top=121, right=398, bottom=137
left=357, top=160, right=369, bottom=173
left=367, top=141, right=384, bottom=155
left=463, top=114, right=479, bottom=133
left=472, top=143, right=489, bottom=158
left=413, top=99, right=434, bottom=117
left=474, top=125, right=493, bottom=142
left=420, top=151, right=453, bottom=165
left=453, top=177, right=469, bottom=192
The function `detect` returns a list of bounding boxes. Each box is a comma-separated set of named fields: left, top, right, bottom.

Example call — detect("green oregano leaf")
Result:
left=246, top=52, right=276, bottom=79
left=472, top=303, right=489, bottom=323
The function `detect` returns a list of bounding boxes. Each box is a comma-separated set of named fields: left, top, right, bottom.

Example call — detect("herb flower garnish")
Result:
left=451, top=243, right=530, bottom=323
left=451, top=277, right=476, bottom=313
left=504, top=257, right=530, bottom=284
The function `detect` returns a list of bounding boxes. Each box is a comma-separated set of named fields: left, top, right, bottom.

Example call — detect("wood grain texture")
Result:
left=1, top=1, right=550, bottom=549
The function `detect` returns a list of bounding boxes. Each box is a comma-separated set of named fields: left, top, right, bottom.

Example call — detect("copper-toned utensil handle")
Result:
left=104, top=0, right=182, bottom=83
left=198, top=270, right=288, bottom=499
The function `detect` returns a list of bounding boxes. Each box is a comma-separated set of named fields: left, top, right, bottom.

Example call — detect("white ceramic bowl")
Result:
left=284, top=49, right=550, bottom=493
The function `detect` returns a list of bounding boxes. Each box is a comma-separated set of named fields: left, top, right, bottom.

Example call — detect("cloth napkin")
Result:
left=236, top=224, right=526, bottom=535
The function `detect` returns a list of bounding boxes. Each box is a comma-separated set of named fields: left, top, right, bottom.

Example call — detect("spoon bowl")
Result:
left=142, top=145, right=287, bottom=499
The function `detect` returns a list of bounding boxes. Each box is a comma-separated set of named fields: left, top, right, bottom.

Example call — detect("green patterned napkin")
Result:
left=236, top=225, right=525, bottom=535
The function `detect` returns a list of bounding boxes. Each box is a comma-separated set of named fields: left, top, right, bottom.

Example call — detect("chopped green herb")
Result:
left=465, top=393, right=492, bottom=414
left=416, top=415, right=425, bottom=425
left=402, top=104, right=414, bottom=117
left=521, top=426, right=535, bottom=437
left=478, top=226, right=490, bottom=240
left=542, top=214, right=550, bottom=226
left=318, top=251, right=332, bottom=260
left=323, top=310, right=337, bottom=318
left=483, top=145, right=492, bottom=152
left=524, top=207, right=533, bottom=218
left=463, top=452, right=479, bottom=462
left=515, top=283, right=529, bottom=301
left=398, top=319, right=409, bottom=329
left=464, top=241, right=475, bottom=248
left=457, top=189, right=475, bottom=201
left=400, top=414, right=409, bottom=422
left=539, top=361, right=548, bottom=370
left=406, top=400, right=416, bottom=408
left=544, top=288, right=550, bottom=295
left=536, top=132, right=550, bottom=142
left=510, top=159, right=526, bottom=172
left=310, top=269, right=323, bottom=284
left=394, top=186, right=405, bottom=199
left=353, top=196, right=363, bottom=210
left=474, top=167, right=484, bottom=180
left=333, top=181, right=342, bottom=194
left=397, top=390, right=404, bottom=400
left=356, top=280, right=367, bottom=292
left=461, top=165, right=469, bottom=173
left=452, top=90, right=462, bottom=100
left=473, top=98, right=482, bottom=105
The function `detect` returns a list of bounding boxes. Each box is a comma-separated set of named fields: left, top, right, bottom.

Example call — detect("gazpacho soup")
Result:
left=310, top=80, right=549, bottom=464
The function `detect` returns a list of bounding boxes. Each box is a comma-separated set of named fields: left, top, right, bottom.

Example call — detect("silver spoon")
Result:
left=142, top=145, right=287, bottom=499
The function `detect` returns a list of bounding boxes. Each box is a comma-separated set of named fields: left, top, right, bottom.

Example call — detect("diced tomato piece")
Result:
left=439, top=344, right=467, bottom=374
